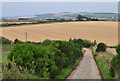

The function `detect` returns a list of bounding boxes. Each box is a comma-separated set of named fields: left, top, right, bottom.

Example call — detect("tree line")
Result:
left=2, top=14, right=99, bottom=27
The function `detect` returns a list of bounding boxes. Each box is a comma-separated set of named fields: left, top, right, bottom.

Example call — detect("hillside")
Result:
left=2, top=12, right=118, bottom=21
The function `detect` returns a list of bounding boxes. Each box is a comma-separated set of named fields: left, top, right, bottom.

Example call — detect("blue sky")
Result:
left=1, top=0, right=120, bottom=2
left=2, top=2, right=118, bottom=17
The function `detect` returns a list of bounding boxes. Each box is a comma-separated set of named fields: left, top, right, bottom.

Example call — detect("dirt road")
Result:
left=67, top=48, right=101, bottom=79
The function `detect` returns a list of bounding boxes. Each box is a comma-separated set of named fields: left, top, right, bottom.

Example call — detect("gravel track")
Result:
left=67, top=48, right=102, bottom=80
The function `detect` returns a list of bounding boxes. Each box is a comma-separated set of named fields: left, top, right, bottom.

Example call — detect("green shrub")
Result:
left=82, top=40, right=91, bottom=48
left=5, top=38, right=84, bottom=79
left=110, top=55, right=118, bottom=77
left=96, top=43, right=106, bottom=52
left=110, top=44, right=120, bottom=78
left=58, top=41, right=81, bottom=66
left=70, top=38, right=91, bottom=48
left=14, top=39, right=23, bottom=44
left=7, top=43, right=65, bottom=79
left=1, top=37, right=11, bottom=44
left=70, top=38, right=83, bottom=44
left=42, top=39, right=52, bottom=46
left=2, top=60, right=38, bottom=79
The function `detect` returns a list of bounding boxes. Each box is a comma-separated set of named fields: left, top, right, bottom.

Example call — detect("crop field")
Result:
left=2, top=21, right=118, bottom=46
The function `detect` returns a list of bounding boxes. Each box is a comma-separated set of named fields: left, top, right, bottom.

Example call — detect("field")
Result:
left=2, top=21, right=118, bottom=46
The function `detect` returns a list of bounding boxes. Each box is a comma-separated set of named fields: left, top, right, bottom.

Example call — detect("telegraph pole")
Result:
left=25, top=32, right=27, bottom=41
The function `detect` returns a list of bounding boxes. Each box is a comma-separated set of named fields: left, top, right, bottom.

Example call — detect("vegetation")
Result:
left=1, top=37, right=11, bottom=45
left=110, top=44, right=120, bottom=79
left=69, top=38, right=91, bottom=48
left=2, top=37, right=92, bottom=79
left=1, top=37, right=11, bottom=62
left=93, top=43, right=119, bottom=79
left=2, top=60, right=39, bottom=79
left=76, top=14, right=99, bottom=21
left=96, top=43, right=106, bottom=52
left=2, top=14, right=100, bottom=27
left=94, top=52, right=113, bottom=79
left=1, top=19, right=73, bottom=27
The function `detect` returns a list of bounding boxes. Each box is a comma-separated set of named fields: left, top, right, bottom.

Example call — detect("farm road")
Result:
left=67, top=48, right=102, bottom=80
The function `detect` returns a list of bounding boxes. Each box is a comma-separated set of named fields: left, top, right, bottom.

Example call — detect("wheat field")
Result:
left=2, top=21, right=118, bottom=46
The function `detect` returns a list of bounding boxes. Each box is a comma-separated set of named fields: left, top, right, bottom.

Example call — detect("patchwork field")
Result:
left=2, top=21, right=118, bottom=46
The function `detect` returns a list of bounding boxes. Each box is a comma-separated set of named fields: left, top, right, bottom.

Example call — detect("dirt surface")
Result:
left=106, top=48, right=117, bottom=55
left=2, top=21, right=118, bottom=46
left=67, top=48, right=101, bottom=79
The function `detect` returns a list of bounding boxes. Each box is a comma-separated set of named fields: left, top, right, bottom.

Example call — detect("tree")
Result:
left=77, top=14, right=85, bottom=21
left=96, top=43, right=106, bottom=52
left=14, top=39, right=23, bottom=44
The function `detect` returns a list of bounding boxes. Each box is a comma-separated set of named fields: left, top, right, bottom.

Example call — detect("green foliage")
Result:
left=14, top=39, right=23, bottom=44
left=96, top=43, right=106, bottom=52
left=1, top=37, right=11, bottom=45
left=2, top=60, right=39, bottom=79
left=70, top=38, right=91, bottom=48
left=76, top=14, right=99, bottom=21
left=76, top=14, right=86, bottom=21
left=42, top=39, right=52, bottom=46
left=95, top=57, right=113, bottom=79
left=8, top=43, right=61, bottom=79
left=110, top=55, right=118, bottom=78
left=53, top=41, right=82, bottom=67
left=4, top=38, right=87, bottom=79
left=82, top=40, right=92, bottom=48
left=110, top=44, right=120, bottom=78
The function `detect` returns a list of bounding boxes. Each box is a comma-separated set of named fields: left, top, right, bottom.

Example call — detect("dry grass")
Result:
left=2, top=21, right=118, bottom=46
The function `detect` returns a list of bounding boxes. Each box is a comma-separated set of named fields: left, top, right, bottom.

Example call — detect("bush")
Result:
left=96, top=43, right=106, bottom=52
left=110, top=55, right=118, bottom=77
left=57, top=41, right=82, bottom=66
left=14, top=39, right=23, bottom=44
left=70, top=38, right=91, bottom=48
left=6, top=38, right=84, bottom=79
left=42, top=39, right=52, bottom=46
left=110, top=44, right=120, bottom=78
left=2, top=60, right=38, bottom=79
left=82, top=40, right=91, bottom=48
left=8, top=43, right=65, bottom=79
left=1, top=37, right=11, bottom=44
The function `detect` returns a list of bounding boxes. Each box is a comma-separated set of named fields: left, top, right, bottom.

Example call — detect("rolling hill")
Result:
left=2, top=12, right=118, bottom=21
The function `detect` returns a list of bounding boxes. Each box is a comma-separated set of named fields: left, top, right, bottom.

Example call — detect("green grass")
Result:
left=2, top=44, right=11, bottom=62
left=95, top=57, right=113, bottom=79
left=95, top=52, right=114, bottom=79
left=55, top=67, right=72, bottom=79
left=55, top=57, right=82, bottom=79
left=2, top=51, right=10, bottom=61
left=90, top=46, right=114, bottom=79
left=83, top=13, right=118, bottom=18
left=89, top=46, right=93, bottom=50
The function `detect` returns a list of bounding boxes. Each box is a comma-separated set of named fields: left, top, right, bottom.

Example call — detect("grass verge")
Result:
left=55, top=50, right=84, bottom=79
left=91, top=47, right=114, bottom=79
left=2, top=45, right=11, bottom=62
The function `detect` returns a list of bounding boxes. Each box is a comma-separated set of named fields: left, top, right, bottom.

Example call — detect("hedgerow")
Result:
left=1, top=37, right=11, bottom=44
left=2, top=38, right=92, bottom=79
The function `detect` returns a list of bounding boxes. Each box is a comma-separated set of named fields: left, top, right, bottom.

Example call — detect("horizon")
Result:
left=2, top=12, right=118, bottom=18
left=2, top=2, right=118, bottom=18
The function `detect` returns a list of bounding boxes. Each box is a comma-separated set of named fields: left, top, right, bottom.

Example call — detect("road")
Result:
left=67, top=48, right=102, bottom=79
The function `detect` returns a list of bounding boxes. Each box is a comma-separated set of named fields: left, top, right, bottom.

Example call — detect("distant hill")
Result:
left=2, top=12, right=118, bottom=21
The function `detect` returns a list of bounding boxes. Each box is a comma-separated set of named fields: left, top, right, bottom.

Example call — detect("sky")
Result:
left=1, top=0, right=120, bottom=2
left=2, top=2, right=118, bottom=17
